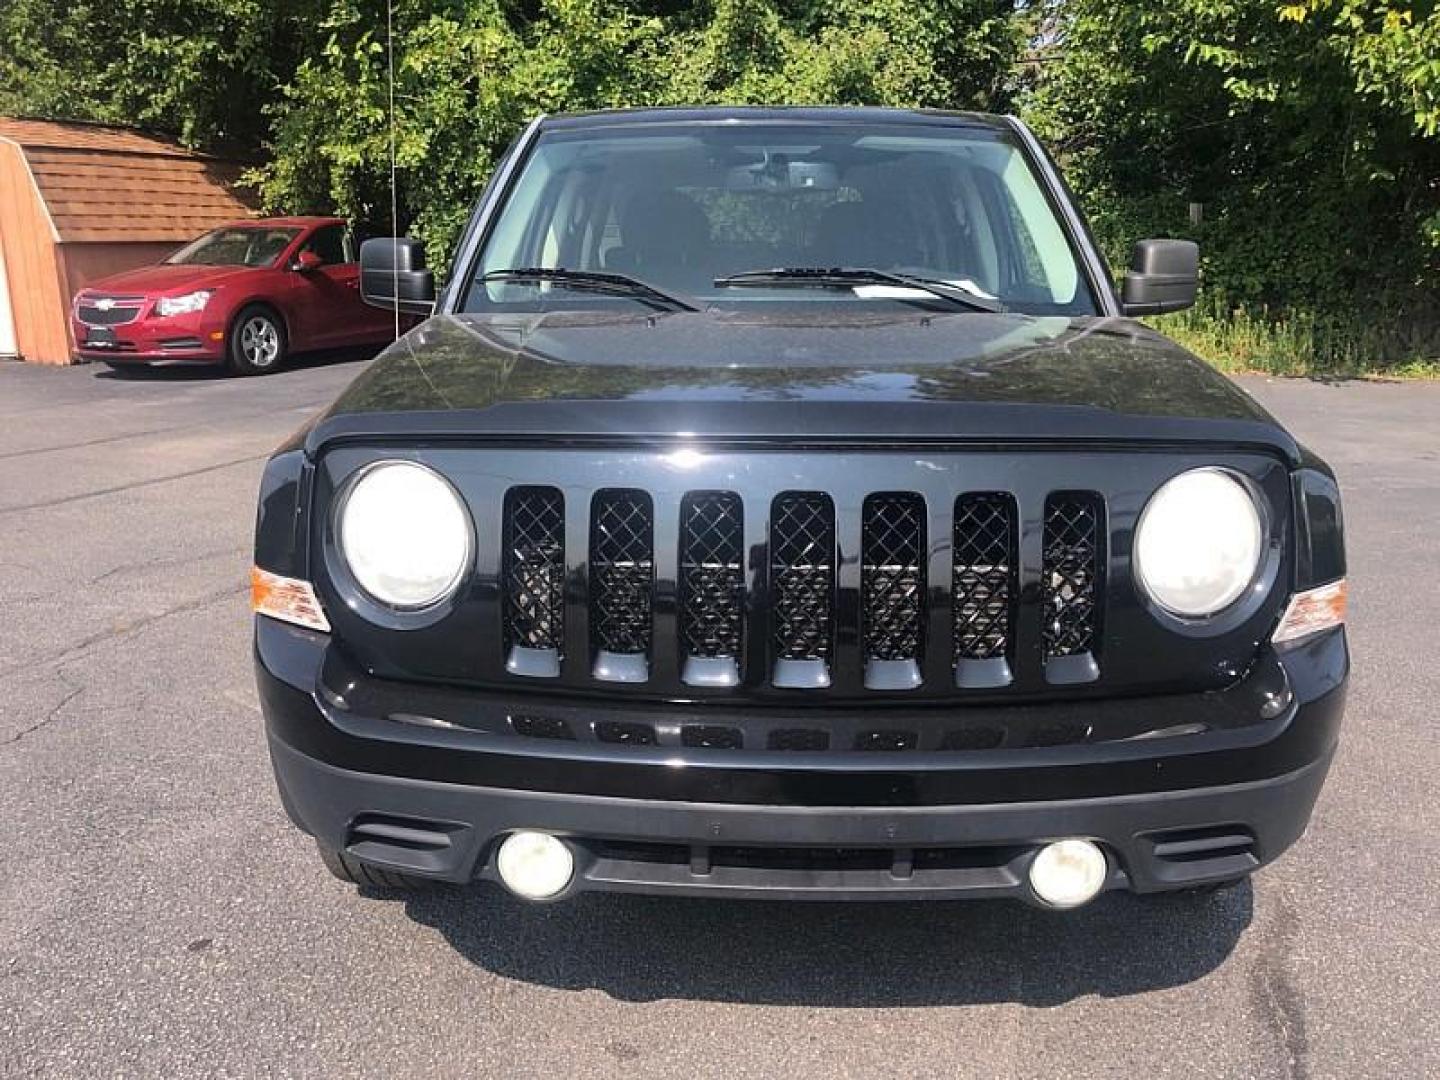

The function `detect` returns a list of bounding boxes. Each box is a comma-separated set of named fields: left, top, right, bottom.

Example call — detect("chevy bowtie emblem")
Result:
left=95, top=298, right=116, bottom=311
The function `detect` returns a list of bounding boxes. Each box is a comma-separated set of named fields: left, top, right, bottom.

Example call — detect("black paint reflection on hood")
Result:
left=328, top=310, right=1272, bottom=426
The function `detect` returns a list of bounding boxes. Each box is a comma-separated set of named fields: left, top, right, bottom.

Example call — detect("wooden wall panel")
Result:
left=0, top=140, right=71, bottom=364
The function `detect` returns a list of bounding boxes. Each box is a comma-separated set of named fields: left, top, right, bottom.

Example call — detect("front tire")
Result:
left=317, top=844, right=436, bottom=891
left=228, top=306, right=287, bottom=375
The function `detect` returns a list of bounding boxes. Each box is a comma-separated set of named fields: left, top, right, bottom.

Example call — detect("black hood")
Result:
left=306, top=309, right=1297, bottom=460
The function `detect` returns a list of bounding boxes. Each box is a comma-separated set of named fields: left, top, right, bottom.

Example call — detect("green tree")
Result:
left=0, top=0, right=328, bottom=147
left=1025, top=0, right=1440, bottom=368
left=253, top=0, right=1023, bottom=264
left=1279, top=1, right=1440, bottom=135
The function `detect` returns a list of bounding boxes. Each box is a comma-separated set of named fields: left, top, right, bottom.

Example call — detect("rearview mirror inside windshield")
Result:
left=724, top=158, right=839, bottom=192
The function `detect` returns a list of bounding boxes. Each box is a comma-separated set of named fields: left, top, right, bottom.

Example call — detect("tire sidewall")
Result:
left=229, top=306, right=287, bottom=375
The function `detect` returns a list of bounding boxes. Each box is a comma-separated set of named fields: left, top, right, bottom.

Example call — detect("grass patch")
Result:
left=1149, top=300, right=1440, bottom=379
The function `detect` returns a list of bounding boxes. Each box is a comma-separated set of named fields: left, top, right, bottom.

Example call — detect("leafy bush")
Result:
left=1027, top=0, right=1440, bottom=371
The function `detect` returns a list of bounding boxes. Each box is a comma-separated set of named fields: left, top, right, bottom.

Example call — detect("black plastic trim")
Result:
left=257, top=615, right=1346, bottom=808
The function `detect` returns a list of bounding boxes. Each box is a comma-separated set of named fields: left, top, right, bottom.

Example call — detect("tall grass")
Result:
left=1150, top=294, right=1440, bottom=378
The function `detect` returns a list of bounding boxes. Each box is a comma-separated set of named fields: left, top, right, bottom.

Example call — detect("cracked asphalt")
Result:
left=1, top=356, right=1436, bottom=1079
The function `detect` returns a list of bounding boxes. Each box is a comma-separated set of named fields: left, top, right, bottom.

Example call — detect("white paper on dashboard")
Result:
left=850, top=279, right=998, bottom=300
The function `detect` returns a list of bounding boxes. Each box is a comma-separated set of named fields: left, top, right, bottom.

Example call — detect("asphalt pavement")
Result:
left=0, top=354, right=1436, bottom=1079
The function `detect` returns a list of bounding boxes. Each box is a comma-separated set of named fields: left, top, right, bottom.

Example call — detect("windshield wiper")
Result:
left=713, top=267, right=1004, bottom=313
left=482, top=267, right=702, bottom=312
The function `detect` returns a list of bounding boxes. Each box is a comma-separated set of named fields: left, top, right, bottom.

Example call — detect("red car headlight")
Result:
left=155, top=290, right=212, bottom=318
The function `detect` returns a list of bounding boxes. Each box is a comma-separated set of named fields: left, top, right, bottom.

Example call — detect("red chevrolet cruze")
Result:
left=72, top=216, right=403, bottom=374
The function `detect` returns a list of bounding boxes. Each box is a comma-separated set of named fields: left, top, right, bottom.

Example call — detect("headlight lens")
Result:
left=1134, top=468, right=1264, bottom=618
left=155, top=290, right=211, bottom=317
left=337, top=461, right=472, bottom=610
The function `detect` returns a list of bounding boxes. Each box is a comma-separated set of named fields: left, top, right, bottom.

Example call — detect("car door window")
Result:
left=304, top=225, right=349, bottom=266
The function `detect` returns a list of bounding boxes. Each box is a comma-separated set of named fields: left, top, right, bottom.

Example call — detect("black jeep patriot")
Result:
left=253, top=107, right=1347, bottom=908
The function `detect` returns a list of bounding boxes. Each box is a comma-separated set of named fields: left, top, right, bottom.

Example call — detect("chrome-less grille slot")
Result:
left=679, top=492, right=744, bottom=688
left=769, top=492, right=836, bottom=689
left=589, top=489, right=655, bottom=682
left=1042, top=492, right=1103, bottom=685
left=861, top=493, right=925, bottom=690
left=953, top=493, right=1017, bottom=689
left=502, top=486, right=565, bottom=678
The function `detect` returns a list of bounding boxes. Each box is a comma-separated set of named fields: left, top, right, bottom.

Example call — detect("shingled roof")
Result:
left=0, top=117, right=256, bottom=243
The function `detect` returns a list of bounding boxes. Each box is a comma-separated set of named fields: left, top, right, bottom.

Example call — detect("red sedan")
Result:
left=71, top=217, right=404, bottom=374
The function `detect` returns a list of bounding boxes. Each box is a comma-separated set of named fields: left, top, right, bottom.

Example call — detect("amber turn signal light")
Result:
left=1272, top=579, right=1347, bottom=645
left=251, top=566, right=331, bottom=633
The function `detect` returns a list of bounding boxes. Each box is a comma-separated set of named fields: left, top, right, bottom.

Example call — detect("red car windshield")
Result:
left=166, top=227, right=300, bottom=268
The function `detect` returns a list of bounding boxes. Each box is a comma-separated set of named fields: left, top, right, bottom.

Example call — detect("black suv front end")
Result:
left=255, top=379, right=1347, bottom=907
left=252, top=107, right=1347, bottom=908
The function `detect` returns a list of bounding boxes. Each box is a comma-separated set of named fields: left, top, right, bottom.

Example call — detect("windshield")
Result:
left=463, top=123, right=1097, bottom=317
left=167, top=227, right=300, bottom=268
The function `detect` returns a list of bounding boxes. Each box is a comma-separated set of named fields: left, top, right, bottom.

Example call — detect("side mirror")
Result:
left=359, top=237, right=436, bottom=316
left=291, top=250, right=323, bottom=273
left=1121, top=239, right=1198, bottom=316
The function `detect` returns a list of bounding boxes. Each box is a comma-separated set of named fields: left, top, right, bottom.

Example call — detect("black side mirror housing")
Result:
left=1121, top=239, right=1198, bottom=316
left=359, top=237, right=436, bottom=316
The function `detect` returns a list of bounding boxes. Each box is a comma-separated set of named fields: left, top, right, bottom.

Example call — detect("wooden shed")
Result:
left=0, top=118, right=255, bottom=365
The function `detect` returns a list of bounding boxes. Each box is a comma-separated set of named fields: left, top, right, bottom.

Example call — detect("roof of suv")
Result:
left=540, top=105, right=1013, bottom=131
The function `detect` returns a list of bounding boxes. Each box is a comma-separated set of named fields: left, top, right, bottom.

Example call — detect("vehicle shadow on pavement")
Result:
left=391, top=882, right=1252, bottom=1006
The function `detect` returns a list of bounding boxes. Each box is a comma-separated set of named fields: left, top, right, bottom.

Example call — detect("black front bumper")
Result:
left=258, top=618, right=1346, bottom=902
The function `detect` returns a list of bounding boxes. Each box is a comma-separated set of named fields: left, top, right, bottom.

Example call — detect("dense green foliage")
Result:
left=0, top=0, right=328, bottom=148
left=2, top=0, right=1436, bottom=371
left=1027, top=0, right=1440, bottom=371
left=257, top=0, right=1022, bottom=260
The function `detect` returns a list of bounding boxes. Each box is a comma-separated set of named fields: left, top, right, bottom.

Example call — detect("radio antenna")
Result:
left=386, top=0, right=400, bottom=339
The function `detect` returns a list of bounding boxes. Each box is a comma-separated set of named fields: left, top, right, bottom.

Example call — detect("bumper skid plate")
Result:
left=270, top=734, right=1333, bottom=902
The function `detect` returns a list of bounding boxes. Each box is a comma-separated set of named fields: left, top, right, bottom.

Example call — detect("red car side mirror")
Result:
left=291, top=250, right=323, bottom=273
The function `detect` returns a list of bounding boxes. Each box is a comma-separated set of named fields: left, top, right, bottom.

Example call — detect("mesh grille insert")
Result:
left=595, top=721, right=657, bottom=746
left=511, top=715, right=574, bottom=740
left=953, top=494, right=1018, bottom=662
left=769, top=492, right=835, bottom=662
left=1042, top=493, right=1103, bottom=659
left=679, top=492, right=744, bottom=659
left=77, top=303, right=143, bottom=326
left=768, top=728, right=830, bottom=751
left=590, top=489, right=654, bottom=656
left=861, top=493, right=926, bottom=661
left=502, top=486, right=565, bottom=653
left=939, top=727, right=1006, bottom=751
left=856, top=729, right=919, bottom=752
left=681, top=725, right=743, bottom=750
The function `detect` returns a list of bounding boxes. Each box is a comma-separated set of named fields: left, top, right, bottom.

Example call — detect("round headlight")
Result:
left=337, top=461, right=472, bottom=610
left=1134, top=468, right=1264, bottom=618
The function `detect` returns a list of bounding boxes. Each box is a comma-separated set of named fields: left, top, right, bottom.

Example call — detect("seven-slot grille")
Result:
left=497, top=485, right=1107, bottom=691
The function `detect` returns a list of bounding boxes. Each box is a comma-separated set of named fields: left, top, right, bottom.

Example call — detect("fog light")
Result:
left=1029, top=839, right=1107, bottom=908
left=495, top=831, right=574, bottom=900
